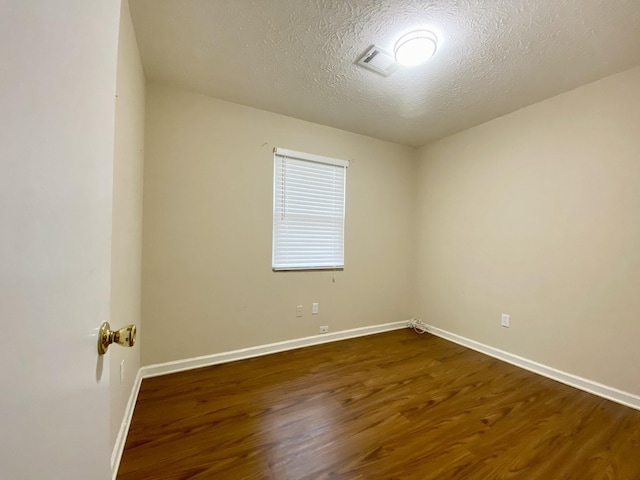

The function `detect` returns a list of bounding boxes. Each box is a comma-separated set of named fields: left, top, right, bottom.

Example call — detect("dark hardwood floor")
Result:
left=118, top=329, right=640, bottom=479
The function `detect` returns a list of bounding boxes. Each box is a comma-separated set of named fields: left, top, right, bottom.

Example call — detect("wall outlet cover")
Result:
left=319, top=326, right=329, bottom=334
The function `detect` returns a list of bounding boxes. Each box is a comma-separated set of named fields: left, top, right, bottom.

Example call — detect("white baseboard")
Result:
left=140, top=321, right=408, bottom=379
left=111, top=368, right=143, bottom=480
left=424, top=324, right=640, bottom=411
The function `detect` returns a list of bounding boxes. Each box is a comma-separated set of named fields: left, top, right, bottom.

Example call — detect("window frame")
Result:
left=272, top=147, right=348, bottom=271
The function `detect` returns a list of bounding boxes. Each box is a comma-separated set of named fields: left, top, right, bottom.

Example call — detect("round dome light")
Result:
left=394, top=30, right=438, bottom=66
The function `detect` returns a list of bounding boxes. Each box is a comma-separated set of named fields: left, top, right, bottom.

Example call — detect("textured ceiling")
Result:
left=129, top=0, right=640, bottom=147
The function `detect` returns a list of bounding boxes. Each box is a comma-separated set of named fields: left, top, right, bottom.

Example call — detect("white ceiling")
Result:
left=129, top=0, right=640, bottom=147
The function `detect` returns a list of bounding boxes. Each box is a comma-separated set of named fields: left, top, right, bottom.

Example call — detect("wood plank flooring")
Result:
left=118, top=330, right=640, bottom=479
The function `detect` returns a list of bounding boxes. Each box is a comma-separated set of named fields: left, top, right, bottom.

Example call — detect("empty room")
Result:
left=3, top=1, right=640, bottom=479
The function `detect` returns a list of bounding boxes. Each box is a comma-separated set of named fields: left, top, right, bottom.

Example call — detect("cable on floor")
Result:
left=407, top=318, right=428, bottom=334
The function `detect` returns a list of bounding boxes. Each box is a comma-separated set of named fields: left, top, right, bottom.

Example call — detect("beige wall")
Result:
left=141, top=83, right=416, bottom=365
left=415, top=66, right=640, bottom=395
left=139, top=57, right=639, bottom=396
left=110, top=0, right=145, bottom=452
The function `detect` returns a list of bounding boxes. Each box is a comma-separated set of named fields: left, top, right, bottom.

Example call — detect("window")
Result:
left=272, top=147, right=348, bottom=271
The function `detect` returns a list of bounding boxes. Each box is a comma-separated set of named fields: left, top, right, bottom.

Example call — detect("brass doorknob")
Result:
left=97, top=322, right=137, bottom=355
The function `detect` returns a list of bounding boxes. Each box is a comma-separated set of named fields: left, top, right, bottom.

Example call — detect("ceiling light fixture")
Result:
left=394, top=30, right=438, bottom=66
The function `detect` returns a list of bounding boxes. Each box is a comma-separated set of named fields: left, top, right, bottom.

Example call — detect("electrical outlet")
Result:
left=319, top=325, right=329, bottom=334
left=501, top=314, right=510, bottom=328
left=296, top=305, right=303, bottom=318
left=120, top=359, right=125, bottom=384
left=312, top=303, right=319, bottom=315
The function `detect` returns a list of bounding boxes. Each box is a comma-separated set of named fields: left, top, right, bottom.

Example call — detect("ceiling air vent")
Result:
left=356, top=45, right=397, bottom=77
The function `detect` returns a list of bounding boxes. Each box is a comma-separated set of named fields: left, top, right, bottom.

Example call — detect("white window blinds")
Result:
left=272, top=148, right=348, bottom=271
